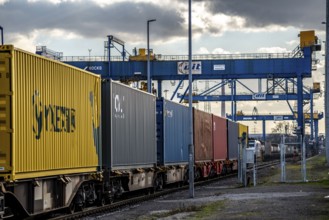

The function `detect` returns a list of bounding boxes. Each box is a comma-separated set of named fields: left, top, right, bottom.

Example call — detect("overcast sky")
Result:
left=0, top=0, right=326, bottom=134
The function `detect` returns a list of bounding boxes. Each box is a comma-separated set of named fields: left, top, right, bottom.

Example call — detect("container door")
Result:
left=0, top=49, right=13, bottom=179
left=156, top=99, right=164, bottom=165
left=193, top=109, right=213, bottom=162
left=212, top=115, right=227, bottom=161
left=227, top=120, right=239, bottom=160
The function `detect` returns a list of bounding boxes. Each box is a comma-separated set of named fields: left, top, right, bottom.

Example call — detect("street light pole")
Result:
left=188, top=0, right=194, bottom=198
left=88, top=49, right=92, bottom=61
left=0, top=26, right=3, bottom=45
left=322, top=6, right=329, bottom=205
left=147, top=19, right=156, bottom=93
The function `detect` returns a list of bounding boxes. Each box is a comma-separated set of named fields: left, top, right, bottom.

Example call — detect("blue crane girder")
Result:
left=63, top=47, right=312, bottom=80
left=177, top=93, right=311, bottom=101
left=227, top=114, right=295, bottom=121
left=226, top=113, right=323, bottom=122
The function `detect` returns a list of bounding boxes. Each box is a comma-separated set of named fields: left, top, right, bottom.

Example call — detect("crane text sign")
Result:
left=252, top=93, right=266, bottom=100
left=213, top=64, right=225, bottom=71
left=274, top=116, right=284, bottom=121
left=177, top=61, right=202, bottom=74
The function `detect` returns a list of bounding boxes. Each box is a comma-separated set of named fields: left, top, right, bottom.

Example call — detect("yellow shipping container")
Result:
left=0, top=45, right=101, bottom=181
left=313, top=82, right=320, bottom=93
left=300, top=30, right=316, bottom=48
left=238, top=123, right=249, bottom=146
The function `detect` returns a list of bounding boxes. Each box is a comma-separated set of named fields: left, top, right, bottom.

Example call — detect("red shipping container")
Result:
left=193, top=109, right=213, bottom=162
left=212, top=115, right=228, bottom=161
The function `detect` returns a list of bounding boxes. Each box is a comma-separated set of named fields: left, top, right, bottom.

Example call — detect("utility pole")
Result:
left=188, top=0, right=194, bottom=198
left=325, top=0, right=329, bottom=165
left=147, top=19, right=156, bottom=93
left=0, top=26, right=3, bottom=45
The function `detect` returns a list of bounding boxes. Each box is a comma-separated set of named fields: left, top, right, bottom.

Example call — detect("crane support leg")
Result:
left=297, top=75, right=304, bottom=134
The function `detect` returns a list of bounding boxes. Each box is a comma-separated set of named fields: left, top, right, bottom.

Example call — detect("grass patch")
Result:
left=191, top=201, right=226, bottom=220
left=263, top=154, right=329, bottom=184
left=306, top=154, right=329, bottom=182
left=143, top=204, right=202, bottom=220
left=304, top=179, right=329, bottom=187
left=144, top=201, right=226, bottom=220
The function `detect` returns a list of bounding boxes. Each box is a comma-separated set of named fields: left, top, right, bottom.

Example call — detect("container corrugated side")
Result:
left=238, top=123, right=249, bottom=146
left=193, top=108, right=213, bottom=162
left=102, top=80, right=156, bottom=170
left=156, top=98, right=189, bottom=165
left=227, top=120, right=239, bottom=160
left=212, top=115, right=227, bottom=161
left=0, top=45, right=101, bottom=181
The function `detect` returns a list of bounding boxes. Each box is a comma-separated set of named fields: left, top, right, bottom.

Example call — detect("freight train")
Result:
left=0, top=45, right=248, bottom=219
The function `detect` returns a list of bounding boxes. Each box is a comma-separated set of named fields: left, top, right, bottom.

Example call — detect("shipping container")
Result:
left=300, top=30, right=316, bottom=48
left=102, top=80, right=156, bottom=170
left=0, top=45, right=101, bottom=181
left=193, top=108, right=213, bottom=162
left=212, top=115, right=227, bottom=161
left=156, top=98, right=189, bottom=165
left=238, top=123, right=249, bottom=147
left=227, top=120, right=239, bottom=160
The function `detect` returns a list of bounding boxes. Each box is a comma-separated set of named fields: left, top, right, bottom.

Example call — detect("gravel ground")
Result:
left=88, top=154, right=329, bottom=220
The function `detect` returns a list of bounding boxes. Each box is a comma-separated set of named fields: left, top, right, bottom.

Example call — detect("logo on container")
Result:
left=114, top=94, right=125, bottom=119
left=32, top=90, right=76, bottom=140
left=89, top=91, right=100, bottom=154
left=165, top=110, right=173, bottom=118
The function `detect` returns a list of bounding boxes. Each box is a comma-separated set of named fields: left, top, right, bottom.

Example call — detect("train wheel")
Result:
left=68, top=203, right=75, bottom=214
left=153, top=174, right=163, bottom=192
left=221, top=166, right=227, bottom=175
left=77, top=204, right=85, bottom=212
left=107, top=196, right=114, bottom=204
left=98, top=197, right=106, bottom=207
left=209, top=168, right=216, bottom=178
left=195, top=169, right=201, bottom=180
left=145, top=189, right=151, bottom=195
left=183, top=170, right=189, bottom=183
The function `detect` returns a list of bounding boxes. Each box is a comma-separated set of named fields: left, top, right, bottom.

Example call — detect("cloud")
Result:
left=0, top=0, right=8, bottom=5
left=212, top=47, right=231, bottom=54
left=7, top=31, right=39, bottom=52
left=257, top=47, right=289, bottom=53
left=204, top=0, right=325, bottom=30
left=0, top=0, right=185, bottom=43
left=2, top=0, right=324, bottom=49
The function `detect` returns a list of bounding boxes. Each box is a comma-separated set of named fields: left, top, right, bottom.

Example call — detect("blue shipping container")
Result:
left=156, top=98, right=189, bottom=165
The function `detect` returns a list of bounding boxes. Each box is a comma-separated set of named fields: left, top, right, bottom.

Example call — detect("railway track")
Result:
left=48, top=160, right=281, bottom=220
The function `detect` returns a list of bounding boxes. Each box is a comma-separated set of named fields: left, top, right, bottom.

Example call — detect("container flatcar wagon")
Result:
left=0, top=45, right=102, bottom=218
left=156, top=98, right=189, bottom=185
left=0, top=45, right=249, bottom=218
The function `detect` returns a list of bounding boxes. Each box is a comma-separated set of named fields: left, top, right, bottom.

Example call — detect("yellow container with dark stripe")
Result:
left=0, top=45, right=101, bottom=181
left=238, top=123, right=249, bottom=146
